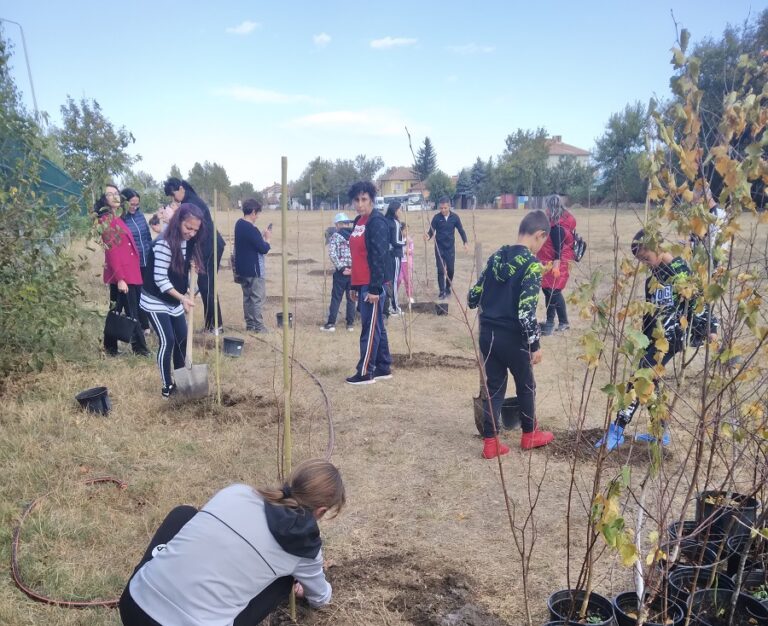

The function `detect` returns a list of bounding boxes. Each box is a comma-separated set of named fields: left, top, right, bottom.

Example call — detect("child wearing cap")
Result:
left=321, top=213, right=356, bottom=332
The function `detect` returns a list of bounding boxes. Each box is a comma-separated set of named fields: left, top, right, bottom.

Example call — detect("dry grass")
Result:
left=0, top=207, right=765, bottom=625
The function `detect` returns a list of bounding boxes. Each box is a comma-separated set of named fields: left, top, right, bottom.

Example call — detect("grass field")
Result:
left=0, top=207, right=765, bottom=625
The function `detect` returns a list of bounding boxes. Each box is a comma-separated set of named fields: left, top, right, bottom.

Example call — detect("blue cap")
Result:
left=334, top=212, right=351, bottom=223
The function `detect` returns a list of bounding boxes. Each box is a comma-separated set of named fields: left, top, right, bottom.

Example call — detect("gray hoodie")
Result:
left=129, top=484, right=331, bottom=625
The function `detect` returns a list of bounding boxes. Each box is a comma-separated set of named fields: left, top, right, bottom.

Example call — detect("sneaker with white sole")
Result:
left=373, top=370, right=392, bottom=381
left=345, top=373, right=375, bottom=385
left=320, top=323, right=336, bottom=332
left=346, top=326, right=355, bottom=332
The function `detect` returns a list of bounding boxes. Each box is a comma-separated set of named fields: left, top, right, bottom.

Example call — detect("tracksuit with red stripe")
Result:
left=350, top=210, right=392, bottom=377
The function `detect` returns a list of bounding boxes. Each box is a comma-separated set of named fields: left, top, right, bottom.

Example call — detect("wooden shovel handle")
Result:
left=185, top=268, right=196, bottom=368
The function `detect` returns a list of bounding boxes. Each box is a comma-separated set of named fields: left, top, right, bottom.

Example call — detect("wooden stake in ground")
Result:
left=320, top=202, right=327, bottom=323
left=279, top=156, right=295, bottom=620
left=212, top=189, right=222, bottom=405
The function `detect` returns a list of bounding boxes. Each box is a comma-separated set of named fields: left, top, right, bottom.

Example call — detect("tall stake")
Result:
left=212, top=189, right=222, bottom=404
left=280, top=158, right=295, bottom=620
left=320, top=202, right=327, bottom=323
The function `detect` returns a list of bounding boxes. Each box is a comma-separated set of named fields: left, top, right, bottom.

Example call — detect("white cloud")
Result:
left=284, top=108, right=409, bottom=136
left=214, top=85, right=320, bottom=105
left=313, top=32, right=331, bottom=47
left=447, top=43, right=495, bottom=55
left=225, top=20, right=261, bottom=35
left=370, top=36, right=417, bottom=49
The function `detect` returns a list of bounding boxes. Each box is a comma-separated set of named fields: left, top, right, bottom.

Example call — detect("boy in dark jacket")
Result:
left=595, top=229, right=718, bottom=450
left=425, top=198, right=469, bottom=300
left=468, top=210, right=555, bottom=458
left=346, top=181, right=392, bottom=384
left=234, top=198, right=272, bottom=333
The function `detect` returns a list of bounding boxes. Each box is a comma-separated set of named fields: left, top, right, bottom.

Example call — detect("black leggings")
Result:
left=119, top=505, right=293, bottom=626
left=542, top=288, right=568, bottom=324
left=145, top=311, right=187, bottom=389
left=479, top=325, right=536, bottom=436
left=198, top=245, right=224, bottom=331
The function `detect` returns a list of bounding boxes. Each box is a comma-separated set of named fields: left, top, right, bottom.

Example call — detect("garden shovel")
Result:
left=173, top=269, right=209, bottom=400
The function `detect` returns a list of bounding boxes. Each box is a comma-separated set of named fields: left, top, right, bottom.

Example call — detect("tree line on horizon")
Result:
left=3, top=8, right=765, bottom=212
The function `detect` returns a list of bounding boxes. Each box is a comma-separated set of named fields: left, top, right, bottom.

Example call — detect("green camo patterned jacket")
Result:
left=467, top=244, right=543, bottom=352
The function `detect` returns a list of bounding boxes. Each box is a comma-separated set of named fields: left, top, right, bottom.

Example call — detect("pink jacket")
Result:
left=100, top=214, right=143, bottom=285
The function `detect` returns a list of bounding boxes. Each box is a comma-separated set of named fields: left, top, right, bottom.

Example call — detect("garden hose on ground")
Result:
left=11, top=477, right=127, bottom=608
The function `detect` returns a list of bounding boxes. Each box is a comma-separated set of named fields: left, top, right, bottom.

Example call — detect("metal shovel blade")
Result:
left=173, top=363, right=209, bottom=400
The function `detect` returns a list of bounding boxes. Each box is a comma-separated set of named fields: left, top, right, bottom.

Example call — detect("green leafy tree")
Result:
left=55, top=96, right=138, bottom=203
left=0, top=31, right=88, bottom=381
left=496, top=127, right=550, bottom=196
left=168, top=163, right=182, bottom=180
left=354, top=154, right=385, bottom=182
left=594, top=102, right=648, bottom=204
left=425, top=169, right=455, bottom=206
left=124, top=170, right=163, bottom=212
left=414, top=137, right=437, bottom=180
left=455, top=168, right=472, bottom=198
left=230, top=181, right=263, bottom=208
left=546, top=155, right=595, bottom=204
left=293, top=157, right=334, bottom=206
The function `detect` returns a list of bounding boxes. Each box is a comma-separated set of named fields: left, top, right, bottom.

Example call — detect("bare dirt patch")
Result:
left=288, top=258, right=316, bottom=265
left=391, top=352, right=477, bottom=370
left=266, top=295, right=311, bottom=303
left=548, top=428, right=673, bottom=468
left=164, top=390, right=278, bottom=425
left=308, top=268, right=335, bottom=276
left=271, top=552, right=510, bottom=626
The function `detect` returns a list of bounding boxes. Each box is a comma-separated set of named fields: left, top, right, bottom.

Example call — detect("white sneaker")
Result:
left=409, top=297, right=415, bottom=304
left=320, top=324, right=336, bottom=332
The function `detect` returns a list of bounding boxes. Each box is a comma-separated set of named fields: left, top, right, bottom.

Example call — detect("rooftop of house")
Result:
left=546, top=135, right=591, bottom=157
left=379, top=166, right=418, bottom=181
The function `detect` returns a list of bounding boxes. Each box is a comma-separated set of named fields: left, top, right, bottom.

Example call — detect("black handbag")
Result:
left=105, top=294, right=139, bottom=342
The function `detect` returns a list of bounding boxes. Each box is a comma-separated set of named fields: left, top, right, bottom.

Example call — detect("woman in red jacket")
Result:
left=96, top=183, right=149, bottom=356
left=536, top=194, right=576, bottom=335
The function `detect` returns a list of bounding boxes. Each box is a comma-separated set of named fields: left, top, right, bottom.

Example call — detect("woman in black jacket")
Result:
left=384, top=202, right=405, bottom=316
left=163, top=177, right=226, bottom=334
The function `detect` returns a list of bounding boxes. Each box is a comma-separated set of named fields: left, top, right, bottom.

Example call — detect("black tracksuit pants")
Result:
left=435, top=246, right=455, bottom=296
left=119, top=505, right=293, bottom=626
left=542, top=288, right=568, bottom=325
left=479, top=325, right=536, bottom=437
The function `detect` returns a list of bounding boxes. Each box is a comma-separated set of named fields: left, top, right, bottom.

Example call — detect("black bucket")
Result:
left=75, top=386, right=111, bottom=415
left=696, top=490, right=760, bottom=539
left=276, top=312, right=293, bottom=328
left=222, top=336, right=244, bottom=357
left=501, top=396, right=521, bottom=430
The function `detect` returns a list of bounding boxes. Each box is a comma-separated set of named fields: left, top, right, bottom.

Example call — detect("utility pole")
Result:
left=0, top=18, right=39, bottom=121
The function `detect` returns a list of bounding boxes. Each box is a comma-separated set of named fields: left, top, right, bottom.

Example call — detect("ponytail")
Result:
left=257, top=459, right=345, bottom=518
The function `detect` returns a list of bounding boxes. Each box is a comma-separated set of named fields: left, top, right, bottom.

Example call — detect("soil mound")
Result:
left=391, top=352, right=477, bottom=370
left=549, top=427, right=673, bottom=468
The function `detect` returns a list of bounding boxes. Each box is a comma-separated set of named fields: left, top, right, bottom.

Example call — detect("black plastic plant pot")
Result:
left=75, top=386, right=111, bottom=415
left=668, top=520, right=728, bottom=547
left=667, top=568, right=734, bottom=607
left=696, top=490, right=760, bottom=540
left=547, top=589, right=615, bottom=625
left=613, top=591, right=684, bottom=626
left=688, top=588, right=768, bottom=625
left=501, top=396, right=521, bottom=430
left=658, top=539, right=719, bottom=574
left=727, top=534, right=768, bottom=577
left=740, top=570, right=768, bottom=609
left=222, top=336, right=244, bottom=357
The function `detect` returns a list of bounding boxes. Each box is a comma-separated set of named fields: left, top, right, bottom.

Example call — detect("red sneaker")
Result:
left=482, top=437, right=510, bottom=459
left=520, top=429, right=554, bottom=450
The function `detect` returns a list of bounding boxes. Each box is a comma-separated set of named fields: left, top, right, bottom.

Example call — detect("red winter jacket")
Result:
left=537, top=210, right=576, bottom=290
left=100, top=214, right=143, bottom=285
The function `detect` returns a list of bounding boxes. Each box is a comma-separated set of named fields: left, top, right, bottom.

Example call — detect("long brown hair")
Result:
left=258, top=459, right=345, bottom=518
left=163, top=203, right=206, bottom=276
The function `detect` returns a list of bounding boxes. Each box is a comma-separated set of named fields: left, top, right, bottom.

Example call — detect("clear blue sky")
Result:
left=2, top=0, right=764, bottom=189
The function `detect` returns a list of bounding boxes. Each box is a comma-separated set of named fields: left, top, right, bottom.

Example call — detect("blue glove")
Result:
left=635, top=430, right=671, bottom=446
left=595, top=423, right=625, bottom=450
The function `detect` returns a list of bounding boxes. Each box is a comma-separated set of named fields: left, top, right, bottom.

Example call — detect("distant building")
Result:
left=377, top=166, right=419, bottom=196
left=262, top=182, right=282, bottom=209
left=546, top=135, right=591, bottom=168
